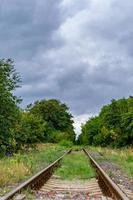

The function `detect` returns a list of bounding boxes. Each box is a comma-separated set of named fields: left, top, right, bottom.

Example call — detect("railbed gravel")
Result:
left=90, top=151, right=133, bottom=193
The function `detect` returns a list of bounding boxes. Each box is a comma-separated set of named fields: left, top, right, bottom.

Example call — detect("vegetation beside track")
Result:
left=0, top=59, right=75, bottom=156
left=78, top=97, right=133, bottom=147
left=88, top=146, right=133, bottom=179
left=55, top=151, right=96, bottom=180
left=0, top=144, right=67, bottom=196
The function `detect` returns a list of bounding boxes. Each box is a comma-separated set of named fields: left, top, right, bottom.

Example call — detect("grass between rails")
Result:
left=0, top=144, right=67, bottom=196
left=88, top=146, right=133, bottom=179
left=55, top=151, right=96, bottom=180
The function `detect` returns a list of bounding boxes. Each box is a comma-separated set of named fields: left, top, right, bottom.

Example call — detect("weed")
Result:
left=55, top=151, right=96, bottom=180
left=0, top=144, right=66, bottom=196
left=88, top=146, right=133, bottom=179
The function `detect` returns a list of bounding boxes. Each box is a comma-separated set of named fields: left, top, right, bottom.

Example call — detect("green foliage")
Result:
left=0, top=59, right=75, bottom=154
left=14, top=112, right=48, bottom=149
left=79, top=97, right=133, bottom=147
left=28, top=99, right=75, bottom=142
left=51, top=131, right=74, bottom=144
left=0, top=59, right=21, bottom=155
left=59, top=140, right=73, bottom=147
left=80, top=117, right=100, bottom=145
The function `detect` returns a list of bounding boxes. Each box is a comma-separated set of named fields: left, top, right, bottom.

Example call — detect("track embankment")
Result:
left=1, top=149, right=132, bottom=200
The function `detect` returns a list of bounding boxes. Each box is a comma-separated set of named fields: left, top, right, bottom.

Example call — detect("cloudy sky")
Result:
left=1, top=0, right=133, bottom=133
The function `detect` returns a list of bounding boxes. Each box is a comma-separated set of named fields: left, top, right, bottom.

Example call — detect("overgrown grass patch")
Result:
left=55, top=151, right=96, bottom=180
left=88, top=146, right=133, bottom=179
left=0, top=144, right=66, bottom=196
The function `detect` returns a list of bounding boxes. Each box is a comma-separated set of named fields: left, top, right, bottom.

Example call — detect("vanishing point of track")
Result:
left=1, top=149, right=131, bottom=200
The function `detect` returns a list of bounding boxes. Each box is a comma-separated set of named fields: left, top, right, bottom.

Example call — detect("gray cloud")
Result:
left=1, top=0, right=133, bottom=119
left=0, top=0, right=62, bottom=59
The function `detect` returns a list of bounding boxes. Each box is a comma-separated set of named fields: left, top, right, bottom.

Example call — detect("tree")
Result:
left=80, top=117, right=100, bottom=145
left=119, top=112, right=133, bottom=146
left=100, top=99, right=120, bottom=130
left=0, top=59, right=21, bottom=154
left=27, top=99, right=75, bottom=142
left=14, top=112, right=48, bottom=150
left=80, top=97, right=133, bottom=147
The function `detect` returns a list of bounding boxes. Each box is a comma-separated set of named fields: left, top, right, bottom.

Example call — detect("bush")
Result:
left=14, top=112, right=48, bottom=149
left=59, top=140, right=73, bottom=147
left=79, top=97, right=133, bottom=147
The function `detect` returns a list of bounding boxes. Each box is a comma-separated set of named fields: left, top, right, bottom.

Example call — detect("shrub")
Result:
left=14, top=112, right=47, bottom=149
left=59, top=140, right=73, bottom=147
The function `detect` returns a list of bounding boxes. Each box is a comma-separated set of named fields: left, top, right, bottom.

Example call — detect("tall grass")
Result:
left=89, top=146, right=133, bottom=179
left=0, top=144, right=66, bottom=196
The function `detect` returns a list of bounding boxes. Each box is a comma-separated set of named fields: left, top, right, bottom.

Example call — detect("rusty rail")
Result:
left=83, top=148, right=129, bottom=200
left=1, top=149, right=71, bottom=200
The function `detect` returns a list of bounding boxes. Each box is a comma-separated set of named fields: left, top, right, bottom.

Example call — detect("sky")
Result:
left=1, top=0, right=133, bottom=133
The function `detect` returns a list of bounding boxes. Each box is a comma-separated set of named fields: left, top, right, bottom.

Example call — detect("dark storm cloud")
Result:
left=1, top=0, right=133, bottom=125
left=0, top=0, right=62, bottom=59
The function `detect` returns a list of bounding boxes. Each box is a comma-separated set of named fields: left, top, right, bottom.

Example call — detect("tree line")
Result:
left=0, top=59, right=75, bottom=156
left=78, top=97, right=133, bottom=147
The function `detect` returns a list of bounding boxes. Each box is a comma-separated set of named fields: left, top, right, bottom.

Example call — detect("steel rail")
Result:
left=83, top=148, right=129, bottom=200
left=1, top=149, right=71, bottom=200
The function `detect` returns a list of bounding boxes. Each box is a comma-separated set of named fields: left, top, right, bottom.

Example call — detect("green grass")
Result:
left=0, top=144, right=66, bottom=196
left=88, top=146, right=133, bottom=179
left=55, top=151, right=96, bottom=180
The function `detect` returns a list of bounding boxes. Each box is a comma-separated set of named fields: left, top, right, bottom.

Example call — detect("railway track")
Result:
left=83, top=149, right=130, bottom=200
left=1, top=149, right=131, bottom=200
left=1, top=149, right=71, bottom=200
